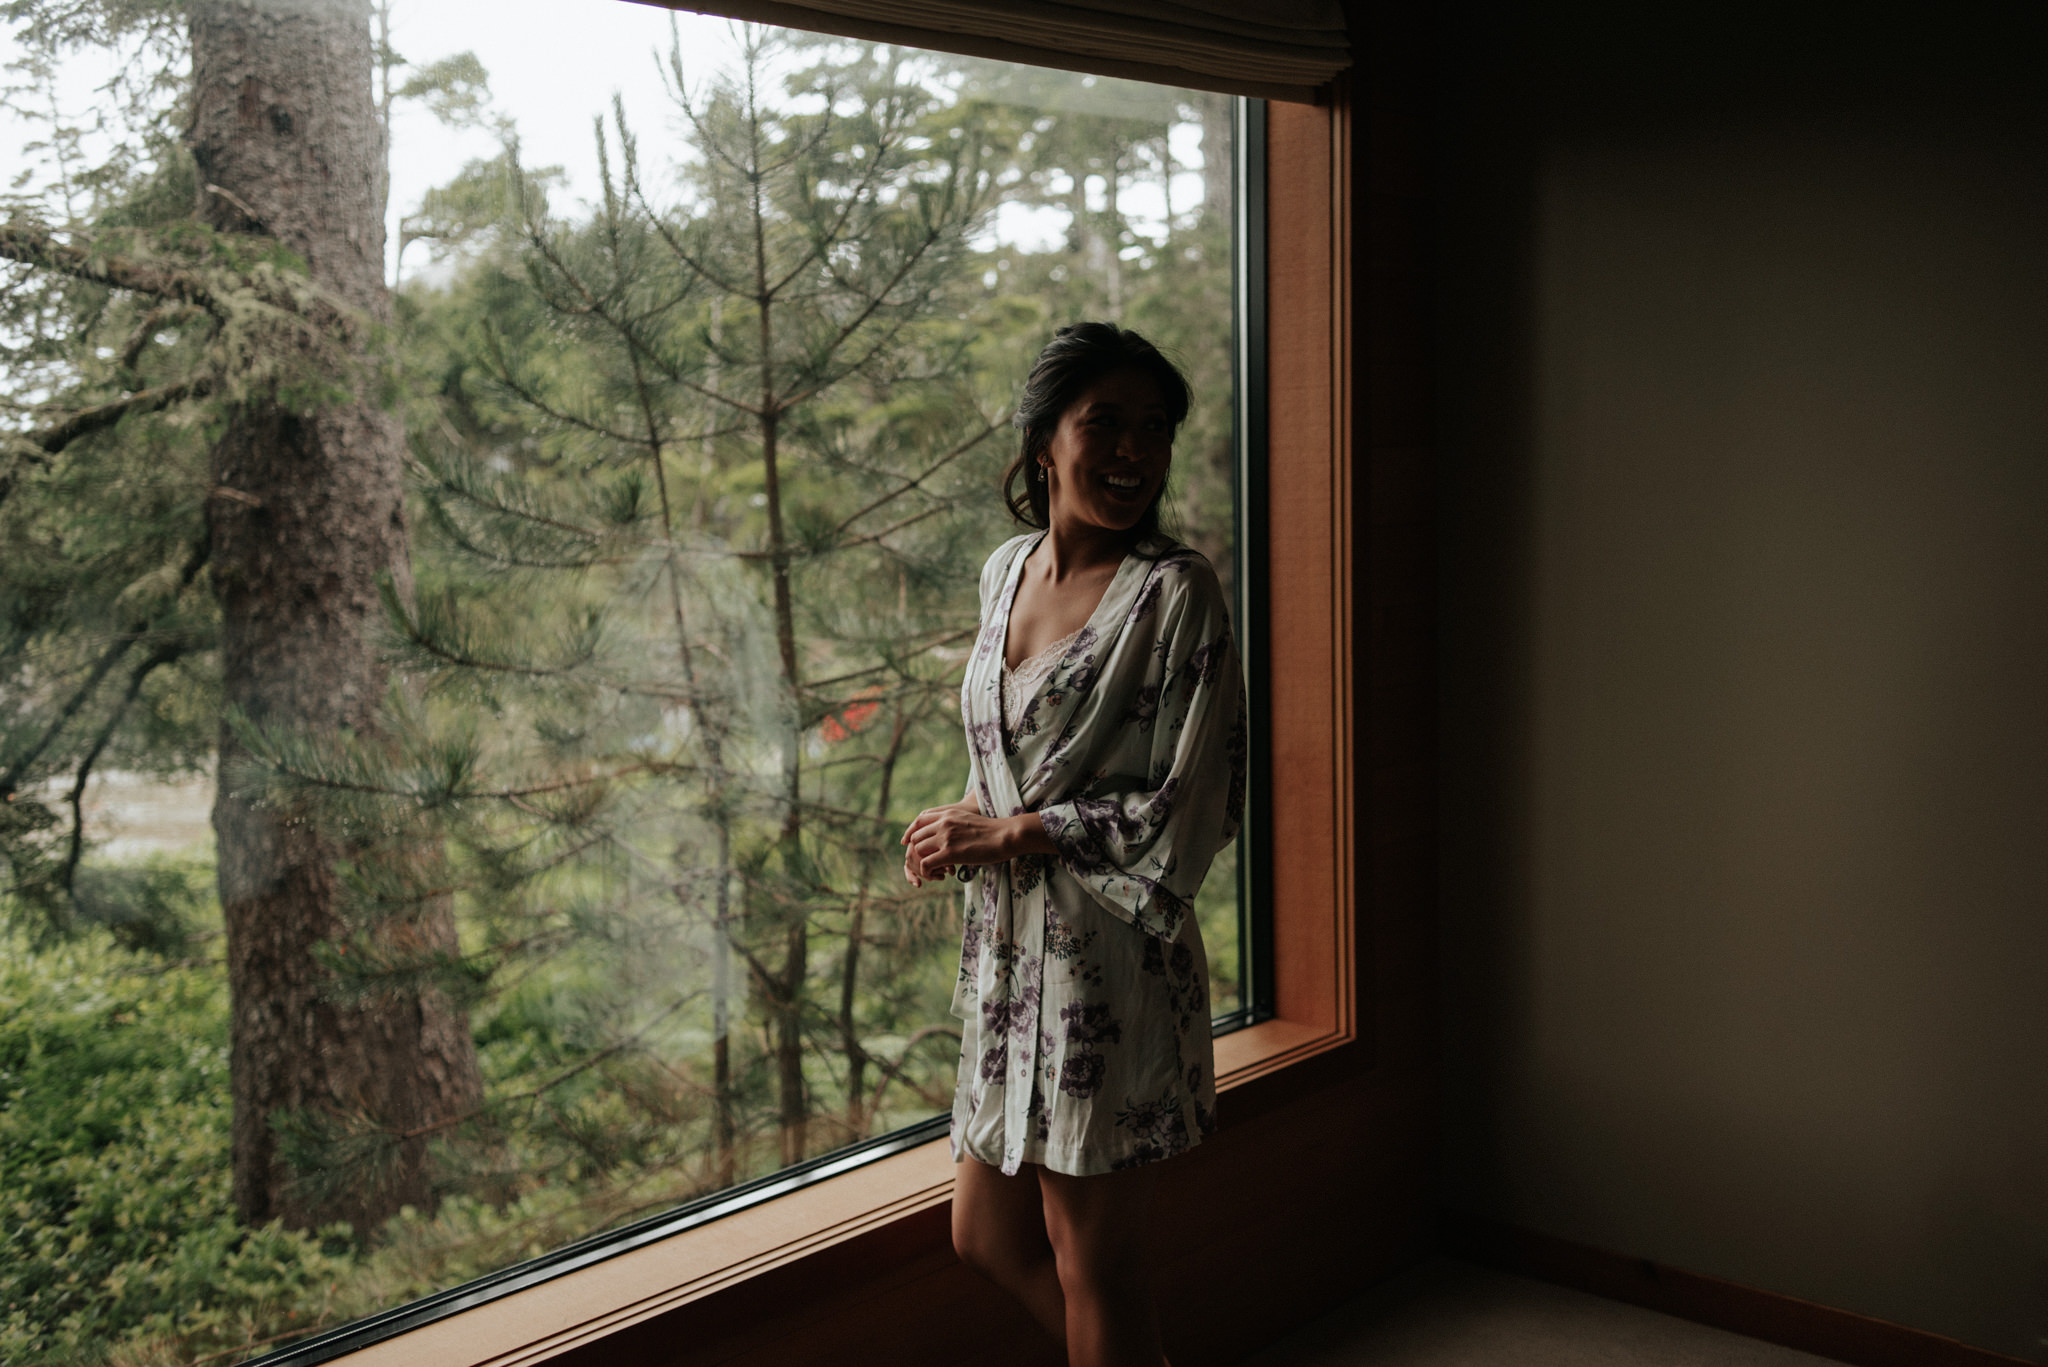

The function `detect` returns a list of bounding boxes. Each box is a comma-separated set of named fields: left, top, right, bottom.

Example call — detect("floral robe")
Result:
left=950, top=531, right=1247, bottom=1176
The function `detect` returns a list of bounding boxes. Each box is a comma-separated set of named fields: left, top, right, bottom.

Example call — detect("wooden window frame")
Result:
left=328, top=84, right=1380, bottom=1367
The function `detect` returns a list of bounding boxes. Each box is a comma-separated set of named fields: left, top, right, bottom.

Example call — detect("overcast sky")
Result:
left=2, top=0, right=1209, bottom=279
left=384, top=0, right=736, bottom=268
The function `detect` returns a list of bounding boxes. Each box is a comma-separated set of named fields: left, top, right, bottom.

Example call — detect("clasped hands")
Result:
left=900, top=798, right=1058, bottom=887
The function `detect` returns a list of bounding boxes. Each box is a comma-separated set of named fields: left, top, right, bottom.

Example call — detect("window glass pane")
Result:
left=0, top=5, right=1241, bottom=1361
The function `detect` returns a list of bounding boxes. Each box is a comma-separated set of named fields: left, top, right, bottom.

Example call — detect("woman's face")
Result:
left=1040, top=368, right=1173, bottom=535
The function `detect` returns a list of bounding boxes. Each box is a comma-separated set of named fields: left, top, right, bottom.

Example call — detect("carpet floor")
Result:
left=1240, top=1259, right=1837, bottom=1367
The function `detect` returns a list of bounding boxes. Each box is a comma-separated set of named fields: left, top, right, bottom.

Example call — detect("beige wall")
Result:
left=1434, top=6, right=2048, bottom=1359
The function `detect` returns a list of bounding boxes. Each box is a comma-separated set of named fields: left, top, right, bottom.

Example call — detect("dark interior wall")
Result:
left=1432, top=4, right=2048, bottom=1358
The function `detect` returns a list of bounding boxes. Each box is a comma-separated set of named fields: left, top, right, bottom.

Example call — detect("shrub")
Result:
left=0, top=928, right=356, bottom=1366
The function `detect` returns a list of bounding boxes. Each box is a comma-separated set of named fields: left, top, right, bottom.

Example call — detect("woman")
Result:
left=901, top=323, right=1246, bottom=1367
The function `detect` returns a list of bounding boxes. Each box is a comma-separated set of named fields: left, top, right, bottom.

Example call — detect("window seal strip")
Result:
left=1234, top=94, right=1275, bottom=1025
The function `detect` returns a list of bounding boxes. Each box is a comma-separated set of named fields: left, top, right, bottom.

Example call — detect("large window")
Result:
left=0, top=6, right=1254, bottom=1364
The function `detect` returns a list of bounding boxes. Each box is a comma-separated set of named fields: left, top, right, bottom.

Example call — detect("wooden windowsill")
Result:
left=336, top=1015, right=1352, bottom=1367
left=1216, top=1014, right=1351, bottom=1085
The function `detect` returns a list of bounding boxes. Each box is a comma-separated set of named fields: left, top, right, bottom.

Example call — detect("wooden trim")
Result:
left=340, top=1142, right=955, bottom=1367
left=1214, top=1016, right=1345, bottom=1088
left=343, top=1018, right=1356, bottom=1367
left=326, top=75, right=1375, bottom=1367
left=639, top=0, right=1335, bottom=103
left=1265, top=93, right=1358, bottom=1045
left=1444, top=1215, right=2038, bottom=1367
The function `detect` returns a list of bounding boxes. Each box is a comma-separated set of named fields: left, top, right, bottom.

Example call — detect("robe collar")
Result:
left=966, top=531, right=1171, bottom=814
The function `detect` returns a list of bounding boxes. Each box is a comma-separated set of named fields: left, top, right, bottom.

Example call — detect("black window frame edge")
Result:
left=250, top=1114, right=954, bottom=1367
left=242, top=94, right=1273, bottom=1367
left=1227, top=94, right=1276, bottom=1032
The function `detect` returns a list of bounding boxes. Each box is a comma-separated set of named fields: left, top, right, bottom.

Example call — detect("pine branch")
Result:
left=416, top=491, right=627, bottom=572
left=237, top=721, right=675, bottom=804
left=0, top=375, right=216, bottom=514
left=389, top=989, right=701, bottom=1143
left=118, top=301, right=203, bottom=371
left=820, top=503, right=945, bottom=556
left=383, top=578, right=602, bottom=679
left=802, top=627, right=974, bottom=689
left=863, top=1024, right=961, bottom=1118
left=202, top=181, right=269, bottom=234
left=473, top=326, right=655, bottom=446
left=60, top=640, right=183, bottom=896
left=758, top=118, right=904, bottom=301
left=462, top=829, right=614, bottom=892
left=410, top=449, right=639, bottom=554
left=640, top=205, right=748, bottom=300
left=774, top=228, right=944, bottom=412
left=775, top=264, right=946, bottom=414
left=0, top=219, right=223, bottom=313
left=522, top=228, right=762, bottom=417
left=0, top=636, right=132, bottom=798
left=728, top=930, right=782, bottom=1003
left=0, top=526, right=203, bottom=802
left=825, top=418, right=1003, bottom=538
left=14, top=374, right=212, bottom=460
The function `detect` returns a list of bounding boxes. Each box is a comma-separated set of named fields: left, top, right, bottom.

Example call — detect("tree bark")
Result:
left=839, top=710, right=908, bottom=1137
left=759, top=393, right=810, bottom=1167
left=190, top=0, right=482, bottom=1236
left=742, top=88, right=811, bottom=1168
left=1195, top=91, right=1233, bottom=220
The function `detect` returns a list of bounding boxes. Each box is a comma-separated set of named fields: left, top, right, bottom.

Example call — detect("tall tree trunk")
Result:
left=1105, top=145, right=1123, bottom=320
left=642, top=358, right=740, bottom=1188
left=1195, top=91, right=1232, bottom=220
left=760, top=391, right=808, bottom=1166
left=700, top=302, right=736, bottom=1185
left=711, top=830, right=737, bottom=1185
left=840, top=708, right=909, bottom=1135
left=745, top=86, right=810, bottom=1166
left=191, top=0, right=483, bottom=1236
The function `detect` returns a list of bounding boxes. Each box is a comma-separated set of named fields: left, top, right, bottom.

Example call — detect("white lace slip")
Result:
left=1001, top=627, right=1082, bottom=735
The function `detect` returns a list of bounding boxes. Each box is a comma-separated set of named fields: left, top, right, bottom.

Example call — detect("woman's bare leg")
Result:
left=952, top=1154, right=1068, bottom=1346
left=1038, top=1162, right=1165, bottom=1367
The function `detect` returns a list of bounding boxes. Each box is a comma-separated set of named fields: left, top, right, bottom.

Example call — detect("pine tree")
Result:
left=1, top=4, right=1246, bottom=1301
left=349, top=28, right=1012, bottom=1196
left=0, top=0, right=489, bottom=1236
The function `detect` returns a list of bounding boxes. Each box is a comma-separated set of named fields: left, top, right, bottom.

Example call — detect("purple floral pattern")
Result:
left=1108, top=1089, right=1197, bottom=1170
left=948, top=532, right=1243, bottom=1177
left=1119, top=682, right=1162, bottom=732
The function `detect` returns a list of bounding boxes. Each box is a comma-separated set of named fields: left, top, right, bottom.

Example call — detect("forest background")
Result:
left=0, top=3, right=1241, bottom=1363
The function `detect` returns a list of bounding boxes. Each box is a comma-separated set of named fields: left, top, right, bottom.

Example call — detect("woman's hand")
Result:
left=901, top=802, right=1057, bottom=887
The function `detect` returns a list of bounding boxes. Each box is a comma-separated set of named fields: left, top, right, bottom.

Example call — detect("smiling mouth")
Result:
left=1103, top=474, right=1144, bottom=492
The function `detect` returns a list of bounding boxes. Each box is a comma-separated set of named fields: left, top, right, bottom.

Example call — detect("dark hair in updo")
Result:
left=1003, top=322, right=1193, bottom=540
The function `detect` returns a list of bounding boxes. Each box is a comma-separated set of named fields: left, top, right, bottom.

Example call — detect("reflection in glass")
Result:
left=0, top=8, right=1237, bottom=1362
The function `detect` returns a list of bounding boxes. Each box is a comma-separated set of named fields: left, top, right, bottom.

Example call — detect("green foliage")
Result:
left=396, top=153, right=552, bottom=282
left=390, top=52, right=494, bottom=131
left=0, top=905, right=732, bottom=1366
left=0, top=0, right=187, bottom=232
left=0, top=922, right=359, bottom=1367
left=1, top=12, right=1247, bottom=1362
left=70, top=856, right=214, bottom=954
left=277, top=30, right=1033, bottom=1210
left=0, top=302, right=216, bottom=928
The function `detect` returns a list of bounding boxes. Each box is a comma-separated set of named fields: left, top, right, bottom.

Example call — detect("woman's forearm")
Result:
left=1004, top=812, right=1058, bottom=859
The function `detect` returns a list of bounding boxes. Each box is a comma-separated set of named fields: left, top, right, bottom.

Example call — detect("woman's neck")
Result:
left=1039, top=510, right=1135, bottom=583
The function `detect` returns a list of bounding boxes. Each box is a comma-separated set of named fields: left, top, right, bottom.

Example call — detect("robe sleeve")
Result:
left=1035, top=557, right=1247, bottom=942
